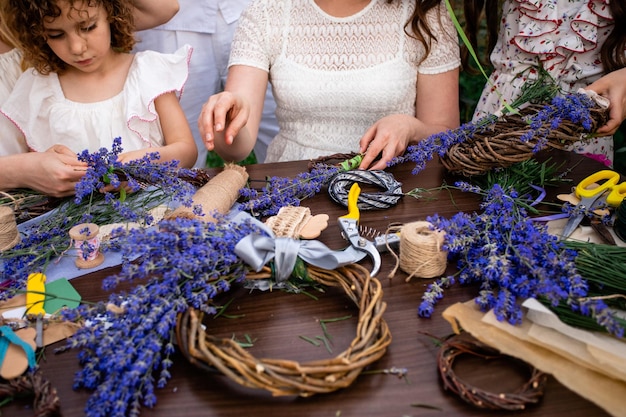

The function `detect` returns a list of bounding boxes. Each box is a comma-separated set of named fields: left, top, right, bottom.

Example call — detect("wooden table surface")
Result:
left=8, top=150, right=613, bottom=417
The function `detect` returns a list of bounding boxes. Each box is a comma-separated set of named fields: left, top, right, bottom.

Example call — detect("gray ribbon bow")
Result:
left=231, top=211, right=366, bottom=282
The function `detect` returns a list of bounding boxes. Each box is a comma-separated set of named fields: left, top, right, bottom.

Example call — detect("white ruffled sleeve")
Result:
left=125, top=45, right=192, bottom=137
left=417, top=3, right=461, bottom=75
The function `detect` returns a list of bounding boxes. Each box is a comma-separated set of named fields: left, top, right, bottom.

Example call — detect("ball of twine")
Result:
left=388, top=221, right=447, bottom=282
left=0, top=206, right=21, bottom=251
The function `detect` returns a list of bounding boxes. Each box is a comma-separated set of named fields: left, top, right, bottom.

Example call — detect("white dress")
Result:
left=474, top=0, right=615, bottom=165
left=229, top=0, right=461, bottom=163
left=1, top=45, right=192, bottom=154
left=0, top=48, right=28, bottom=156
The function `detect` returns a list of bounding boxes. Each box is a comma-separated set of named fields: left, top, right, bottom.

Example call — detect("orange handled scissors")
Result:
left=562, top=170, right=626, bottom=238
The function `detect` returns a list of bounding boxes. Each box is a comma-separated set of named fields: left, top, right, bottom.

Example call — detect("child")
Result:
left=0, top=0, right=197, bottom=168
left=463, top=0, right=626, bottom=166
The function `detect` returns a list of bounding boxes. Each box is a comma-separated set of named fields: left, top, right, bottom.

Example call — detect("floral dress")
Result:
left=474, top=0, right=615, bottom=165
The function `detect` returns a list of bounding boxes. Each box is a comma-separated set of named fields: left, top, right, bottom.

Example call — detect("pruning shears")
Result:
left=562, top=170, right=626, bottom=238
left=338, top=183, right=382, bottom=277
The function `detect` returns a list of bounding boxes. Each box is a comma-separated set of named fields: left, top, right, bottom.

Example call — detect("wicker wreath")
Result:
left=175, top=263, right=392, bottom=397
left=437, top=332, right=548, bottom=410
left=441, top=101, right=609, bottom=177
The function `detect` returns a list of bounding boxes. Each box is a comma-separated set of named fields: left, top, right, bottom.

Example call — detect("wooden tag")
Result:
left=0, top=327, right=36, bottom=379
left=299, top=214, right=329, bottom=239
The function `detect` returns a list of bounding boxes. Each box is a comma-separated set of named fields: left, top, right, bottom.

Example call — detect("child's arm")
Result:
left=132, top=0, right=179, bottom=31
left=119, top=92, right=197, bottom=168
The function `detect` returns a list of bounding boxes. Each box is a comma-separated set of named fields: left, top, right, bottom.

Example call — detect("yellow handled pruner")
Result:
left=338, top=183, right=382, bottom=277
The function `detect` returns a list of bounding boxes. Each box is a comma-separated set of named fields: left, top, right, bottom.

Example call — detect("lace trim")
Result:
left=512, top=0, right=614, bottom=63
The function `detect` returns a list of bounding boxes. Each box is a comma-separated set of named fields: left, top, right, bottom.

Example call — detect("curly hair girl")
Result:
left=4, top=0, right=136, bottom=75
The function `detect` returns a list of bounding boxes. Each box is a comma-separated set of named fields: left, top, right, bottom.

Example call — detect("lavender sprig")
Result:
left=240, top=163, right=341, bottom=217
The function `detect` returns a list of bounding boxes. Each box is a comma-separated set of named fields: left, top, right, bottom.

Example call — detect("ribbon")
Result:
left=231, top=211, right=366, bottom=282
left=0, top=325, right=36, bottom=372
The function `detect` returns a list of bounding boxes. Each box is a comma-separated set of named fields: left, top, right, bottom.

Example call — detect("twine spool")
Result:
left=0, top=206, right=20, bottom=251
left=391, top=221, right=447, bottom=282
left=69, top=223, right=104, bottom=269
left=167, top=164, right=249, bottom=222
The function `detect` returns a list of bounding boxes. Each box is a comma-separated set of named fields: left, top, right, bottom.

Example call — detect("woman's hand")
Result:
left=0, top=145, right=87, bottom=197
left=585, top=67, right=626, bottom=136
left=198, top=91, right=250, bottom=150
left=358, top=114, right=419, bottom=170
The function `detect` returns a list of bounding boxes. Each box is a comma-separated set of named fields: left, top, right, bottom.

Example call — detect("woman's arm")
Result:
left=198, top=65, right=269, bottom=162
left=359, top=68, right=460, bottom=170
left=132, top=0, right=179, bottom=31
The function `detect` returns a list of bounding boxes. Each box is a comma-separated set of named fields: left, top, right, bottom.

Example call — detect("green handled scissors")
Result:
left=562, top=169, right=626, bottom=238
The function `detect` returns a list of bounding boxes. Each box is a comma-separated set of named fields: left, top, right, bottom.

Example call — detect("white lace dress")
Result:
left=1, top=46, right=191, bottom=154
left=474, top=0, right=615, bottom=165
left=0, top=48, right=28, bottom=156
left=230, top=0, right=460, bottom=162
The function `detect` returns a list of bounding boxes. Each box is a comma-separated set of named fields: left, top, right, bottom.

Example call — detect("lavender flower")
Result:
left=240, top=163, right=341, bottom=217
left=0, top=139, right=198, bottom=293
left=418, top=184, right=621, bottom=333
left=75, top=137, right=197, bottom=210
left=389, top=92, right=597, bottom=175
left=62, top=215, right=264, bottom=417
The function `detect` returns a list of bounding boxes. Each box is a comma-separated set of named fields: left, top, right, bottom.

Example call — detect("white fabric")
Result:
left=230, top=0, right=461, bottom=163
left=0, top=48, right=28, bottom=155
left=1, top=46, right=191, bottom=154
left=135, top=1, right=279, bottom=166
left=474, top=0, right=615, bottom=165
left=148, top=0, right=251, bottom=33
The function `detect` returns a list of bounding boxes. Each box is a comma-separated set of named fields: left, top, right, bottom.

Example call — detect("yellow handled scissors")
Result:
left=562, top=170, right=626, bottom=238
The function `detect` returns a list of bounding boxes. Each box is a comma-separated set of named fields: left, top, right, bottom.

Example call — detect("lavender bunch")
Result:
left=520, top=93, right=596, bottom=152
left=61, top=215, right=263, bottom=417
left=417, top=183, right=624, bottom=337
left=240, top=163, right=341, bottom=217
left=389, top=117, right=490, bottom=175
left=75, top=137, right=197, bottom=217
left=0, top=139, right=197, bottom=293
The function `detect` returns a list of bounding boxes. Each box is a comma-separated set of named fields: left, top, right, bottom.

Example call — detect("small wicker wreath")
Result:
left=437, top=332, right=548, bottom=410
left=175, top=263, right=392, bottom=397
left=441, top=101, right=609, bottom=177
left=0, top=368, right=61, bottom=417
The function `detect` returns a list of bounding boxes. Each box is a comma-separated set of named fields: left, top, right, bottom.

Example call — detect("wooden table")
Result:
left=8, top=150, right=613, bottom=417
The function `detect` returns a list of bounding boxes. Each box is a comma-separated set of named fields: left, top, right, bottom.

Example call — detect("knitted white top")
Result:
left=229, top=0, right=460, bottom=162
